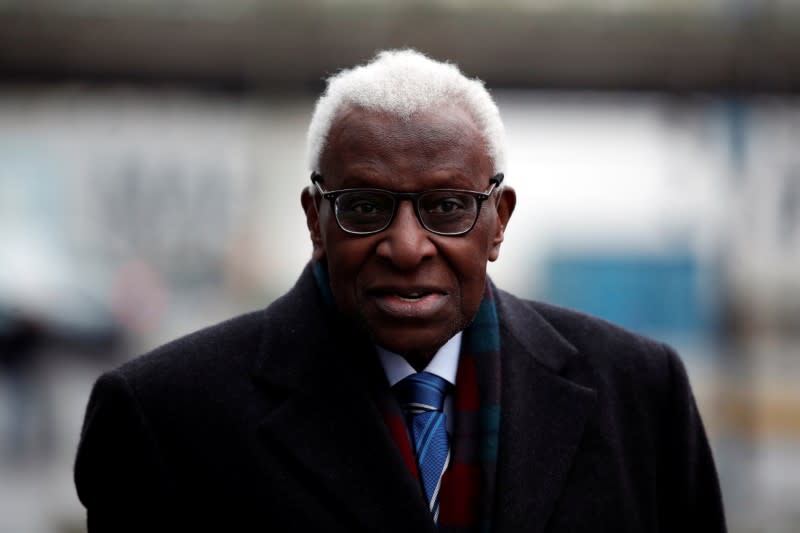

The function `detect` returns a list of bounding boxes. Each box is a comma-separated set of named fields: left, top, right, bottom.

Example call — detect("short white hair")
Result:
left=306, top=49, right=506, bottom=174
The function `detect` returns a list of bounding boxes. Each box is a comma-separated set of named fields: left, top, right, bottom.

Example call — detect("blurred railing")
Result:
left=1, top=1, right=800, bottom=91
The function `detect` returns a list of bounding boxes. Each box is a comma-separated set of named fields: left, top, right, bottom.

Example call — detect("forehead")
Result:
left=319, top=104, right=492, bottom=190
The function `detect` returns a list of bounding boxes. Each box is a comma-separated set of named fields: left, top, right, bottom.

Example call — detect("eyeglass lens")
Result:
left=335, top=190, right=480, bottom=234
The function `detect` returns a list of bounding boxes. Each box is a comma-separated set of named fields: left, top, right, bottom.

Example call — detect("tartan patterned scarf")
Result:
left=312, top=261, right=501, bottom=532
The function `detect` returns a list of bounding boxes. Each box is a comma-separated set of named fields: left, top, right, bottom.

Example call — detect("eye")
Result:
left=428, top=197, right=467, bottom=213
left=351, top=200, right=379, bottom=214
left=338, top=191, right=393, bottom=216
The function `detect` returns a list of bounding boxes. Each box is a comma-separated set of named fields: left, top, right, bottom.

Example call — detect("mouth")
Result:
left=369, top=286, right=444, bottom=299
left=366, top=286, right=448, bottom=319
left=389, top=290, right=434, bottom=301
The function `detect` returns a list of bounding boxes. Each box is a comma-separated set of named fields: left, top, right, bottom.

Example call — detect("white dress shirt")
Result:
left=376, top=332, right=462, bottom=432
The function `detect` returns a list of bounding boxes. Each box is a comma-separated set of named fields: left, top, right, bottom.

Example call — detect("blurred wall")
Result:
left=1, top=1, right=799, bottom=532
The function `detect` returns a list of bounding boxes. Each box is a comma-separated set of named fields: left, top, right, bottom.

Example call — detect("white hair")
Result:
left=306, top=49, right=506, bottom=174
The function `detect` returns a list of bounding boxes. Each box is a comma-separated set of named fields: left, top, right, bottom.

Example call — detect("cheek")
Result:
left=321, top=211, right=353, bottom=261
left=445, top=238, right=492, bottom=310
left=326, top=239, right=365, bottom=276
left=323, top=233, right=377, bottom=301
left=452, top=226, right=494, bottom=277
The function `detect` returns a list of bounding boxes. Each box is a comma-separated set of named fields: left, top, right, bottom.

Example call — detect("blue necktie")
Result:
left=394, top=371, right=451, bottom=523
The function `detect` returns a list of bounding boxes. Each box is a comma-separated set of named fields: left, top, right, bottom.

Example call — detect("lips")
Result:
left=366, top=286, right=449, bottom=319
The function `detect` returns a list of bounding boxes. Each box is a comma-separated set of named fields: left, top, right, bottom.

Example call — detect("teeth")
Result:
left=398, top=292, right=425, bottom=299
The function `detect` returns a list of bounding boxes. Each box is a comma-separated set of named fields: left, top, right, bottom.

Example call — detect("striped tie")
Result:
left=394, top=371, right=451, bottom=523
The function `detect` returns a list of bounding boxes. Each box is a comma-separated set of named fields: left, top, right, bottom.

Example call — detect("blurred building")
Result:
left=1, top=1, right=799, bottom=532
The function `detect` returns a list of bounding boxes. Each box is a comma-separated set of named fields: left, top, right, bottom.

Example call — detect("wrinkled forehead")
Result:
left=319, top=104, right=492, bottom=187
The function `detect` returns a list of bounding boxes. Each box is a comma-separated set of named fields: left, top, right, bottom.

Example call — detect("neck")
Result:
left=402, top=351, right=435, bottom=373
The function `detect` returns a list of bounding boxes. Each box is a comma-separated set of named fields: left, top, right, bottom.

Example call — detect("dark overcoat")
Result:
left=74, top=265, right=726, bottom=532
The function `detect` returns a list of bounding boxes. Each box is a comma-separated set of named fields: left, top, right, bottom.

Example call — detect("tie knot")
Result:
left=394, top=371, right=450, bottom=413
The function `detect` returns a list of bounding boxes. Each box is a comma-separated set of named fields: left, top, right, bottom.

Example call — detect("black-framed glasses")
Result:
left=311, top=172, right=504, bottom=236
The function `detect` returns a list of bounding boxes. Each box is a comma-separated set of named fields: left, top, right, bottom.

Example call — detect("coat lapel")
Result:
left=251, top=267, right=436, bottom=533
left=492, top=290, right=597, bottom=533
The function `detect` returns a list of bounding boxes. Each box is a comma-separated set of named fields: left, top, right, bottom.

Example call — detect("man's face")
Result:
left=303, top=104, right=515, bottom=367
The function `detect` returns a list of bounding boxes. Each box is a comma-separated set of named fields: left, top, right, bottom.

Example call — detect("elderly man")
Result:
left=74, top=50, right=726, bottom=532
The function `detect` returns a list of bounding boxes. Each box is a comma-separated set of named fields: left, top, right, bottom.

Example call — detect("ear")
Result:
left=488, top=186, right=516, bottom=262
left=301, top=186, right=326, bottom=261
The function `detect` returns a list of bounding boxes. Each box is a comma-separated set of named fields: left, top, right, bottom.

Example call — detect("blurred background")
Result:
left=1, top=0, right=799, bottom=531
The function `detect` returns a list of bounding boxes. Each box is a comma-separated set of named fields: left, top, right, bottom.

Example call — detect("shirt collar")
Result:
left=377, top=331, right=462, bottom=387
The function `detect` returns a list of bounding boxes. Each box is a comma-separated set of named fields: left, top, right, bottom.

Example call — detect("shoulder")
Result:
left=112, top=266, right=319, bottom=393
left=114, top=308, right=267, bottom=389
left=495, top=289, right=699, bottom=454
left=492, top=291, right=725, bottom=529
left=76, top=286, right=315, bottom=466
left=531, top=298, right=670, bottom=356
left=495, top=288, right=681, bottom=396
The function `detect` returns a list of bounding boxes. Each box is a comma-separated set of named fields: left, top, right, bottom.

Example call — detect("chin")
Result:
left=368, top=320, right=462, bottom=359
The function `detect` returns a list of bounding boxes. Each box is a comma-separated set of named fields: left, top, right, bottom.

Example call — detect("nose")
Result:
left=375, top=200, right=436, bottom=270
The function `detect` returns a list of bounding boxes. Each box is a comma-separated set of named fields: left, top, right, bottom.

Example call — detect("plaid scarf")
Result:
left=312, top=261, right=501, bottom=532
